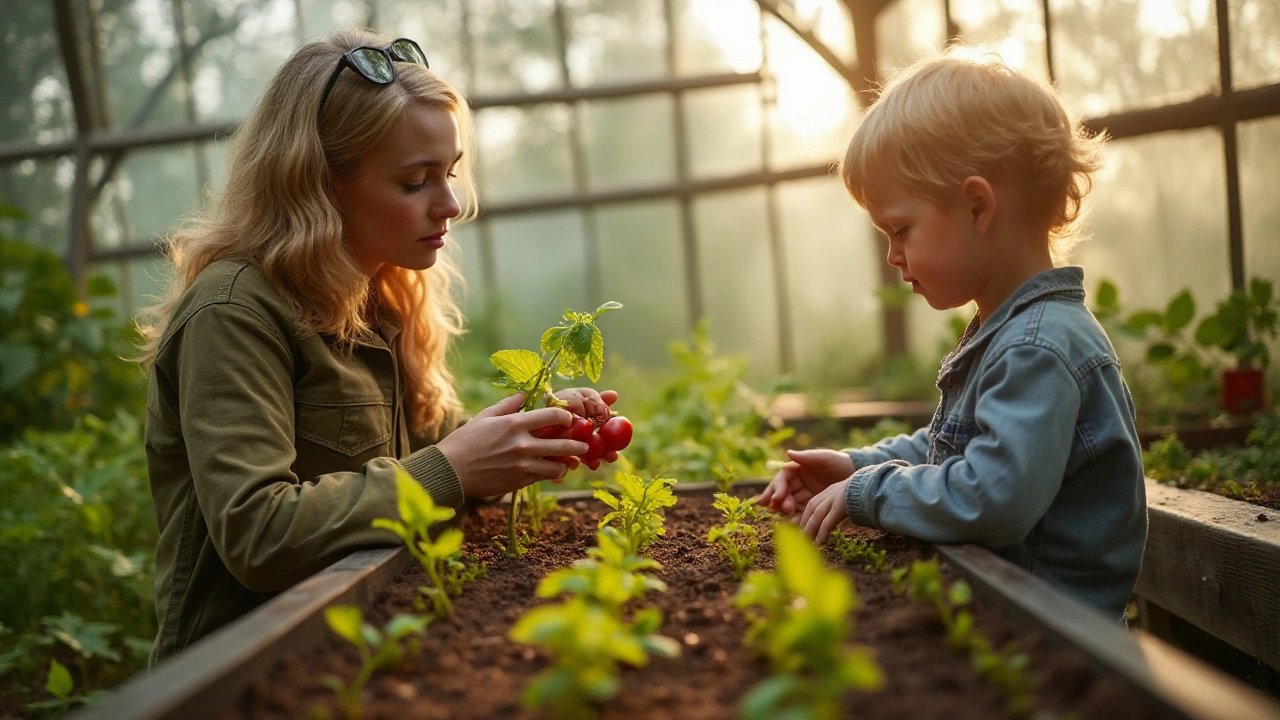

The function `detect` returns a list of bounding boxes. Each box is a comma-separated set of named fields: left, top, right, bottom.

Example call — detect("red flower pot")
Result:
left=1221, top=367, right=1265, bottom=414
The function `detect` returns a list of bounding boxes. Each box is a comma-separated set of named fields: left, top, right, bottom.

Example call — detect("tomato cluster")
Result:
left=534, top=414, right=633, bottom=477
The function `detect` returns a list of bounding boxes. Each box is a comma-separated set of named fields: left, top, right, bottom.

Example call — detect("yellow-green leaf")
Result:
left=46, top=659, right=73, bottom=699
left=325, top=605, right=364, bottom=646
left=490, top=349, right=544, bottom=385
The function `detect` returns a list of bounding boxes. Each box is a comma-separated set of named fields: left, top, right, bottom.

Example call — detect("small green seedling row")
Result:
left=319, top=606, right=428, bottom=720
left=735, top=523, right=885, bottom=720
left=489, top=301, right=623, bottom=556
left=892, top=560, right=1034, bottom=716
left=827, top=530, right=890, bottom=573
left=373, top=470, right=485, bottom=620
left=707, top=492, right=767, bottom=579
left=510, top=525, right=680, bottom=719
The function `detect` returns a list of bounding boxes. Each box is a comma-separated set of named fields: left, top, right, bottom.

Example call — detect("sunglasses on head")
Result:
left=317, top=38, right=429, bottom=123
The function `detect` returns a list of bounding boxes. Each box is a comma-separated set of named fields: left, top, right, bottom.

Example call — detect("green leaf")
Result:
left=325, top=605, right=365, bottom=646
left=740, top=675, right=800, bottom=720
left=1194, top=315, right=1228, bottom=347
left=540, top=326, right=568, bottom=355
left=585, top=325, right=604, bottom=383
left=1146, top=343, right=1176, bottom=362
left=86, top=274, right=118, bottom=298
left=1164, top=290, right=1196, bottom=332
left=567, top=322, right=594, bottom=363
left=46, top=659, right=73, bottom=699
left=384, top=614, right=429, bottom=641
left=1094, top=280, right=1118, bottom=309
left=0, top=342, right=39, bottom=391
left=594, top=300, right=623, bottom=317
left=490, top=349, right=544, bottom=385
left=947, top=580, right=973, bottom=606
left=1250, top=277, right=1273, bottom=307
left=1123, top=310, right=1163, bottom=331
left=431, top=528, right=464, bottom=558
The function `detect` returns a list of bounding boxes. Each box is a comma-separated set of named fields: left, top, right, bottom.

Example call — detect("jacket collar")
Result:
left=937, top=266, right=1086, bottom=387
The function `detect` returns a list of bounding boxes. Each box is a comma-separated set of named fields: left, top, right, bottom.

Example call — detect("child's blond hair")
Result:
left=840, top=52, right=1104, bottom=259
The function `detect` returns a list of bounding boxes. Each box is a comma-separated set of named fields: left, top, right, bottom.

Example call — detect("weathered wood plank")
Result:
left=1136, top=479, right=1280, bottom=670
left=939, top=542, right=1280, bottom=720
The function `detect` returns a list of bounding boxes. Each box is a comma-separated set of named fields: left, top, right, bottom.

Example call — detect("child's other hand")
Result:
left=758, top=449, right=854, bottom=518
left=552, top=388, right=617, bottom=425
left=798, top=478, right=850, bottom=545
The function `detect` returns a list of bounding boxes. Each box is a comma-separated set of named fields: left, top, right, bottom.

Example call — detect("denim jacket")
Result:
left=845, top=266, right=1147, bottom=619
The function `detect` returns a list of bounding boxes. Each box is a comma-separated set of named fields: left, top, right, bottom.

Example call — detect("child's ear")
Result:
left=961, top=176, right=996, bottom=234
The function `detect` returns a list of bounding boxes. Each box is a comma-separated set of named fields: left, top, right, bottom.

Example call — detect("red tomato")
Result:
left=569, top=415, right=596, bottom=442
left=581, top=431, right=606, bottom=461
left=599, top=416, right=633, bottom=452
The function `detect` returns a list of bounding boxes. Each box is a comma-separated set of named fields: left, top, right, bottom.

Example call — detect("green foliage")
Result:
left=735, top=524, right=884, bottom=720
left=322, top=605, right=429, bottom=720
left=846, top=418, right=914, bottom=451
left=489, top=301, right=622, bottom=411
left=1144, top=407, right=1280, bottom=498
left=510, top=526, right=679, bottom=719
left=891, top=560, right=1033, bottom=715
left=1093, top=280, right=1215, bottom=403
left=594, top=472, right=678, bottom=556
left=538, top=527, right=668, bottom=614
left=22, top=658, right=110, bottom=715
left=706, top=493, right=764, bottom=580
left=624, top=322, right=793, bottom=484
left=827, top=531, right=889, bottom=573
left=1194, top=277, right=1278, bottom=370
left=372, top=470, right=479, bottom=619
left=1, top=411, right=155, bottom=700
left=0, top=234, right=146, bottom=444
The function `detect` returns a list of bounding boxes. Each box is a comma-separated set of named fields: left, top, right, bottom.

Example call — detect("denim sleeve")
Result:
left=845, top=344, right=1081, bottom=547
left=846, top=426, right=931, bottom=469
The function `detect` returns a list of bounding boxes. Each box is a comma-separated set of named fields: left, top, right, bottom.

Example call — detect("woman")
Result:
left=136, top=28, right=613, bottom=664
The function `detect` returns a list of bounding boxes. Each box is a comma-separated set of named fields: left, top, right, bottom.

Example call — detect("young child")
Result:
left=137, top=29, right=617, bottom=664
left=759, top=52, right=1147, bottom=621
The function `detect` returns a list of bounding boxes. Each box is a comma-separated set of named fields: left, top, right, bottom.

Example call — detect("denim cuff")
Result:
left=400, top=445, right=464, bottom=509
left=844, top=466, right=879, bottom=528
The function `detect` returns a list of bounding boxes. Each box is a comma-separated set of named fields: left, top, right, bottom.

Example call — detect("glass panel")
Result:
left=676, top=0, right=762, bottom=75
left=467, top=0, right=562, bottom=96
left=1231, top=0, right=1280, bottom=89
left=85, top=262, right=130, bottom=318
left=685, top=84, right=762, bottom=178
left=185, top=0, right=298, bottom=124
left=0, top=1, right=75, bottom=144
left=476, top=104, right=576, bottom=203
left=582, top=95, right=676, bottom=190
left=950, top=0, right=1050, bottom=78
left=792, top=0, right=856, bottom=65
left=693, top=188, right=779, bottom=382
left=0, top=157, right=72, bottom=255
left=776, top=178, right=884, bottom=387
left=1049, top=0, right=1218, bottom=117
left=764, top=16, right=857, bottom=168
left=596, top=200, right=688, bottom=370
left=1076, top=129, right=1231, bottom=339
left=565, top=0, right=666, bottom=86
left=488, top=210, right=588, bottom=348
left=1239, top=117, right=1280, bottom=292
left=91, top=144, right=203, bottom=251
left=876, top=0, right=945, bottom=78
left=448, top=221, right=488, bottom=319
left=98, top=0, right=188, bottom=130
left=126, top=255, right=171, bottom=315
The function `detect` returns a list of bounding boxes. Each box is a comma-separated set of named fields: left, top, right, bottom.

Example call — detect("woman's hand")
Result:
left=435, top=393, right=591, bottom=497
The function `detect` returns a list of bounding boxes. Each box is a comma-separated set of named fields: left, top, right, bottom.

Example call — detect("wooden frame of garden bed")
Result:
left=1135, top=479, right=1280, bottom=671
left=70, top=482, right=1280, bottom=720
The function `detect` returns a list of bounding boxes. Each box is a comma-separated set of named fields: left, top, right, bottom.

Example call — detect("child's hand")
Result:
left=552, top=388, right=617, bottom=425
left=798, top=478, right=850, bottom=545
left=758, top=449, right=854, bottom=518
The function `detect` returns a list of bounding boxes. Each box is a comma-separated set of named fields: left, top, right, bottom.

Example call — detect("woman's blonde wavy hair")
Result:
left=136, top=28, right=476, bottom=436
left=840, top=51, right=1105, bottom=261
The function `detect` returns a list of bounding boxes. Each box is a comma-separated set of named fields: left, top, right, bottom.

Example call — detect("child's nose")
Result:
left=886, top=241, right=905, bottom=268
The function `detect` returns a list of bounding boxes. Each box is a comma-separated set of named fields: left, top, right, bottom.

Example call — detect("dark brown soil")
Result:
left=227, top=487, right=1171, bottom=720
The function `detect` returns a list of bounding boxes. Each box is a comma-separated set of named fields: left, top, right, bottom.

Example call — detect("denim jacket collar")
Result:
left=938, top=266, right=1086, bottom=388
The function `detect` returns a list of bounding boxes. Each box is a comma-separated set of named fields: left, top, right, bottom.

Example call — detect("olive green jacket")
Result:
left=145, top=259, right=463, bottom=665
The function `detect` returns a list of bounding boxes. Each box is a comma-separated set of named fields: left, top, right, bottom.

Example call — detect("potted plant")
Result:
left=1194, top=278, right=1278, bottom=414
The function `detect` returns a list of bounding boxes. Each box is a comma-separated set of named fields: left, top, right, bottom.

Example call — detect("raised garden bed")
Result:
left=70, top=483, right=1280, bottom=720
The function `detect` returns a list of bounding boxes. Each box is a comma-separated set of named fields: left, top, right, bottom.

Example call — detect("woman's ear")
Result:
left=961, top=176, right=996, bottom=234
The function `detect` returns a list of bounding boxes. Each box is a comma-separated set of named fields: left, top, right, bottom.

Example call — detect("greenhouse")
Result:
left=1, top=0, right=1278, bottom=718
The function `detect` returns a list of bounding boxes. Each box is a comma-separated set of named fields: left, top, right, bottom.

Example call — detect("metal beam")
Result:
left=755, top=0, right=862, bottom=90
left=52, top=0, right=95, bottom=290
left=470, top=71, right=762, bottom=109
left=1082, top=82, right=1280, bottom=139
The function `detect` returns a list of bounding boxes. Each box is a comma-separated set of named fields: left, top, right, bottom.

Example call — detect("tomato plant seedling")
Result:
left=321, top=606, right=428, bottom=720
left=828, top=530, right=889, bottom=573
left=489, top=301, right=623, bottom=555
left=594, top=472, right=678, bottom=556
left=707, top=492, right=764, bottom=579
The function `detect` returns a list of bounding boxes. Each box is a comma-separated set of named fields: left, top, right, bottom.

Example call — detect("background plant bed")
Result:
left=203, top=485, right=1260, bottom=720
